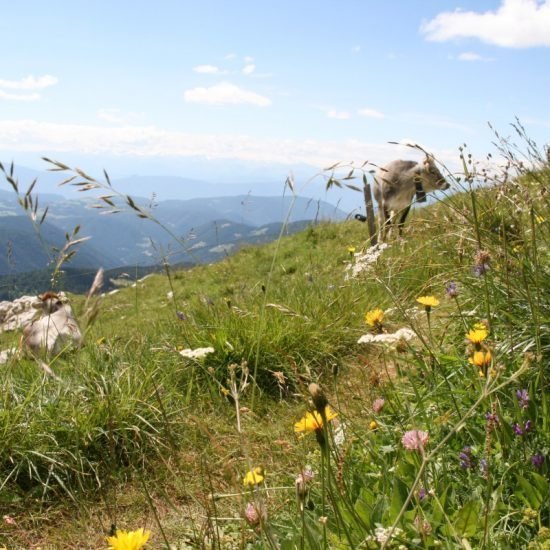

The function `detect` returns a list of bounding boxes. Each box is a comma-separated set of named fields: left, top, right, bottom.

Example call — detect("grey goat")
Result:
left=373, top=156, right=449, bottom=240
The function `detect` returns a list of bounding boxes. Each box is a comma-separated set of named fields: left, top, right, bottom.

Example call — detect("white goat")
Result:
left=22, top=292, right=83, bottom=356
left=373, top=156, right=450, bottom=241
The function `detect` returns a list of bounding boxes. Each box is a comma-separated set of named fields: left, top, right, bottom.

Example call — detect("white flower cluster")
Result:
left=345, top=243, right=389, bottom=279
left=179, top=346, right=215, bottom=359
left=357, top=328, right=416, bottom=345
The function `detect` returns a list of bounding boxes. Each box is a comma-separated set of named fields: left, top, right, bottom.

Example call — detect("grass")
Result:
left=0, top=130, right=548, bottom=548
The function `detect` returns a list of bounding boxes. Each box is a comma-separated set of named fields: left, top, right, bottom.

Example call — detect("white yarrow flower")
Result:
left=179, top=346, right=215, bottom=359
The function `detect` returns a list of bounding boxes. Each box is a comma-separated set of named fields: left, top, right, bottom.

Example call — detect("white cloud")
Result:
left=0, top=90, right=41, bottom=101
left=183, top=81, right=271, bottom=106
left=326, top=109, right=350, bottom=120
left=456, top=51, right=493, bottom=61
left=358, top=108, right=385, bottom=119
left=421, top=0, right=550, bottom=48
left=0, top=118, right=456, bottom=168
left=0, top=74, right=58, bottom=90
left=242, top=63, right=256, bottom=75
left=244, top=56, right=254, bottom=63
left=193, top=64, right=226, bottom=74
left=97, top=108, right=142, bottom=124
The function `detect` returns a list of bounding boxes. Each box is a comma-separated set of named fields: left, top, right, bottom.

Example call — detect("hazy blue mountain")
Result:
left=0, top=183, right=346, bottom=274
left=0, top=216, right=118, bottom=275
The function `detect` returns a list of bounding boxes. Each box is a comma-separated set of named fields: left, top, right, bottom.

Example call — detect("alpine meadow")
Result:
left=0, top=124, right=548, bottom=548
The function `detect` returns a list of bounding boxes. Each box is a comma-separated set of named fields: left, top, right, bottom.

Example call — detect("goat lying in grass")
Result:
left=373, top=155, right=449, bottom=241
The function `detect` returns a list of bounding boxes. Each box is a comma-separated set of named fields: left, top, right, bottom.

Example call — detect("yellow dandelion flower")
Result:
left=468, top=349, right=492, bottom=368
left=347, top=246, right=356, bottom=254
left=466, top=324, right=488, bottom=344
left=365, top=308, right=384, bottom=327
left=243, top=466, right=265, bottom=487
left=294, top=406, right=338, bottom=435
left=416, top=296, right=440, bottom=309
left=106, top=528, right=151, bottom=550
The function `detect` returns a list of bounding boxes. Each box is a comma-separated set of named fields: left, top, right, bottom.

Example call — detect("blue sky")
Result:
left=1, top=0, right=549, bottom=196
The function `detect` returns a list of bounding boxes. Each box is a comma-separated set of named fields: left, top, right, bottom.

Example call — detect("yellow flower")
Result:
left=243, top=466, right=265, bottom=487
left=468, top=349, right=492, bottom=368
left=365, top=308, right=384, bottom=327
left=416, top=296, right=440, bottom=309
left=106, top=528, right=151, bottom=550
left=535, top=215, right=545, bottom=224
left=369, top=420, right=378, bottom=430
left=294, top=406, right=338, bottom=435
left=347, top=246, right=356, bottom=254
left=466, top=323, right=488, bottom=344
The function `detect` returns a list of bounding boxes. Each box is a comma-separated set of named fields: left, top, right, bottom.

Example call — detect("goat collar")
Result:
left=415, top=180, right=427, bottom=203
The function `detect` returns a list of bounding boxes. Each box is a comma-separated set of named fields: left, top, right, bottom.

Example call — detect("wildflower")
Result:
left=469, top=349, right=492, bottom=368
left=513, top=420, right=532, bottom=437
left=535, top=215, right=545, bottom=224
left=416, top=296, right=439, bottom=311
left=473, top=263, right=490, bottom=277
left=516, top=389, right=529, bottom=409
left=244, top=502, right=260, bottom=525
left=178, top=346, right=214, bottom=359
left=372, top=398, right=385, bottom=413
left=418, top=487, right=427, bottom=502
left=445, top=281, right=459, bottom=298
left=369, top=420, right=379, bottom=430
left=474, top=250, right=491, bottom=277
left=244, top=502, right=267, bottom=525
left=347, top=246, right=356, bottom=255
left=485, top=412, right=500, bottom=433
left=401, top=430, right=429, bottom=451
left=414, top=515, right=432, bottom=536
left=243, top=466, right=265, bottom=487
left=295, top=467, right=314, bottom=501
left=365, top=308, right=384, bottom=328
left=459, top=446, right=475, bottom=469
left=466, top=323, right=489, bottom=345
left=531, top=454, right=545, bottom=469
left=308, top=383, right=328, bottom=414
left=375, top=526, right=403, bottom=544
left=294, top=406, right=338, bottom=435
left=106, top=528, right=151, bottom=550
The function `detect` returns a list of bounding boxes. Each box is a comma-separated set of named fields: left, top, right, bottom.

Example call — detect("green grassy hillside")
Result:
left=0, top=153, right=548, bottom=548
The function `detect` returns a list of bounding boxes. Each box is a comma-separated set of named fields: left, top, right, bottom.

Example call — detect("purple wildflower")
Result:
left=516, top=389, right=529, bottom=409
left=513, top=423, right=524, bottom=436
left=531, top=454, right=545, bottom=469
left=473, top=263, right=490, bottom=277
left=459, top=446, right=475, bottom=469
left=513, top=420, right=533, bottom=436
left=445, top=281, right=459, bottom=298
left=418, top=487, right=427, bottom=502
left=485, top=412, right=500, bottom=426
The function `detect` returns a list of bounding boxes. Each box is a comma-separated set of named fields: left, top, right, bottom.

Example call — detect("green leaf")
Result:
left=516, top=475, right=543, bottom=509
left=454, top=500, right=481, bottom=538
left=387, top=477, right=409, bottom=523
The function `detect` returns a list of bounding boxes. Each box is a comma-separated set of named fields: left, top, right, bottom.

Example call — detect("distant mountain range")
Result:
left=0, top=179, right=346, bottom=278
